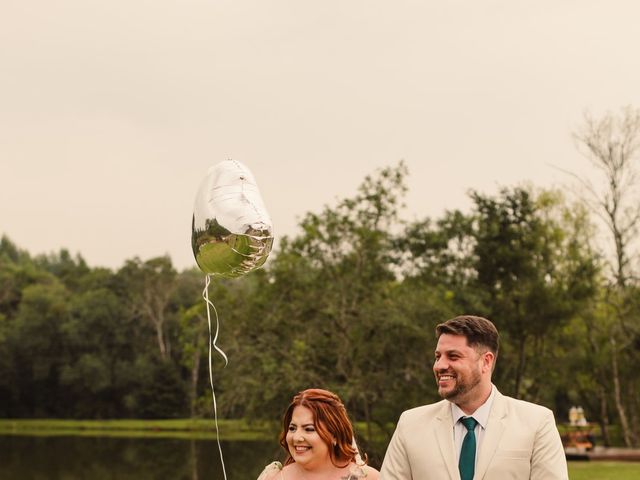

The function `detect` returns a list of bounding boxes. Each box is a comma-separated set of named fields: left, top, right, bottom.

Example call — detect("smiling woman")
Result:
left=256, top=389, right=379, bottom=480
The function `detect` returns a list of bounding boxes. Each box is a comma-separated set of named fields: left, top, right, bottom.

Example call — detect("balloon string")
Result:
left=203, top=274, right=228, bottom=480
left=204, top=275, right=229, bottom=366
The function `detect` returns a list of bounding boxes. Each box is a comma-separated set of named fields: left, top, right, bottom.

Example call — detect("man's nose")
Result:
left=434, top=357, right=448, bottom=370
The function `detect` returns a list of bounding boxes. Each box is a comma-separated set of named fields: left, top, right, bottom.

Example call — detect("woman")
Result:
left=257, top=388, right=380, bottom=480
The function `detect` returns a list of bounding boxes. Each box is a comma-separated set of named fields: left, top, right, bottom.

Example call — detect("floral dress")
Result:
left=256, top=461, right=370, bottom=480
left=257, top=462, right=284, bottom=480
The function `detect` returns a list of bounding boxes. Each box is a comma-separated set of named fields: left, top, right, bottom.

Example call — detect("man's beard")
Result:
left=438, top=367, right=482, bottom=402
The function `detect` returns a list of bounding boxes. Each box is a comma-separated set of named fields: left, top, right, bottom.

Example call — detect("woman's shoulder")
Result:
left=349, top=463, right=380, bottom=479
left=361, top=465, right=380, bottom=479
left=256, top=461, right=283, bottom=480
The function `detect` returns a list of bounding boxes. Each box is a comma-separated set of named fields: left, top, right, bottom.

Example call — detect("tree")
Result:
left=573, top=106, right=640, bottom=286
left=572, top=106, right=640, bottom=447
left=9, top=279, right=72, bottom=416
left=470, top=188, right=598, bottom=400
left=401, top=187, right=599, bottom=405
left=35, top=249, right=90, bottom=293
left=178, top=304, right=208, bottom=417
left=0, top=236, right=48, bottom=319
left=218, top=162, right=448, bottom=443
left=62, top=280, right=141, bottom=418
left=117, top=256, right=178, bottom=360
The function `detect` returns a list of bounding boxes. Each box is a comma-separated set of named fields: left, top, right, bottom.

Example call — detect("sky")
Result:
left=2, top=1, right=640, bottom=271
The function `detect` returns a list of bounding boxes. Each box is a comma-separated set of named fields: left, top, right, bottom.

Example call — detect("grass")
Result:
left=0, top=418, right=382, bottom=441
left=195, top=234, right=254, bottom=276
left=0, top=418, right=278, bottom=441
left=568, top=461, right=640, bottom=479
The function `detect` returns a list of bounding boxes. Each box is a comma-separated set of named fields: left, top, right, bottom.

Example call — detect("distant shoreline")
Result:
left=0, top=418, right=389, bottom=443
left=0, top=418, right=277, bottom=441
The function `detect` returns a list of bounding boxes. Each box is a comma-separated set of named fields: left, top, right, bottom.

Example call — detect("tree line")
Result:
left=0, top=109, right=639, bottom=448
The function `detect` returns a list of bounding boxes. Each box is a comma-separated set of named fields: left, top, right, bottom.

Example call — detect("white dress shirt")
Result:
left=451, top=384, right=496, bottom=467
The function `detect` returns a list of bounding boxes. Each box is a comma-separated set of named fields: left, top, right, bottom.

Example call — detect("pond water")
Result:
left=0, top=434, right=386, bottom=479
left=0, top=435, right=282, bottom=480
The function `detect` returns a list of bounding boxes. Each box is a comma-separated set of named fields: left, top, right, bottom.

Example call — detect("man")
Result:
left=380, top=315, right=568, bottom=480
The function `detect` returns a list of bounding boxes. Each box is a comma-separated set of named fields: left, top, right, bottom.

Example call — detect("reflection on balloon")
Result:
left=191, top=159, right=274, bottom=277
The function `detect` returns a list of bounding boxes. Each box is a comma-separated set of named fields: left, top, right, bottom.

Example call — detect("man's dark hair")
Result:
left=435, top=315, right=499, bottom=358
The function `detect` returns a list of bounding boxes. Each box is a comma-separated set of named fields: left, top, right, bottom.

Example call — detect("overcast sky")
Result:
left=2, top=1, right=639, bottom=270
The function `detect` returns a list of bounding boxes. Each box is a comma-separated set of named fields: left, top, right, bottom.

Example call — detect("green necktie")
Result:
left=458, top=417, right=478, bottom=480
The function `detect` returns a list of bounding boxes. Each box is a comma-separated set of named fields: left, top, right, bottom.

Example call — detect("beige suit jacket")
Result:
left=380, top=389, right=568, bottom=480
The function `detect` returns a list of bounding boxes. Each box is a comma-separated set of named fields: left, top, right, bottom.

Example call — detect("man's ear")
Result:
left=482, top=351, right=495, bottom=374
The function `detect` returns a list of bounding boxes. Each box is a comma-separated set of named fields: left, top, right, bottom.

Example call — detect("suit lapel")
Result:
left=475, top=390, right=507, bottom=480
left=435, top=401, right=460, bottom=480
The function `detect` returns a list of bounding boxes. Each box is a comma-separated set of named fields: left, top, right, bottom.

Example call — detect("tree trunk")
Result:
left=597, top=384, right=611, bottom=447
left=610, top=338, right=633, bottom=447
left=514, top=334, right=527, bottom=399
left=142, top=299, right=167, bottom=359
left=142, top=287, right=170, bottom=360
left=154, top=317, right=167, bottom=359
left=363, top=394, right=372, bottom=441
left=190, top=340, right=202, bottom=417
left=630, top=380, right=639, bottom=447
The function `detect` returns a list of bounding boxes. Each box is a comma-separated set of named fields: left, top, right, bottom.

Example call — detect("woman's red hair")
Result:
left=279, top=388, right=362, bottom=467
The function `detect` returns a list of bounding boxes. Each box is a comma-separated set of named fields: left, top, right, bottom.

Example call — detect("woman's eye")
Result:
left=288, top=426, right=295, bottom=432
left=305, top=427, right=315, bottom=432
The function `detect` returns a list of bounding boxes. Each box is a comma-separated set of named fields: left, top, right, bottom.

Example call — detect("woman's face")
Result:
left=286, top=405, right=332, bottom=468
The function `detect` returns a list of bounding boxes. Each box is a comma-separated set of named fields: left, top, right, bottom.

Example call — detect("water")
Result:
left=0, top=435, right=282, bottom=480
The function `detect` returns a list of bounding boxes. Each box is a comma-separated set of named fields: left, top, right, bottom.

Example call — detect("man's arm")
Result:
left=379, top=415, right=413, bottom=480
left=530, top=408, right=568, bottom=480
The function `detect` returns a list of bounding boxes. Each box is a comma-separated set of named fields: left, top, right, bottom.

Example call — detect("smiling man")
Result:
left=380, top=315, right=568, bottom=480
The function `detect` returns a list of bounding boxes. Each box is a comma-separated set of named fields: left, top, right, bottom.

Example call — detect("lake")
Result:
left=0, top=432, right=387, bottom=479
left=0, top=435, right=282, bottom=480
left=10, top=434, right=630, bottom=479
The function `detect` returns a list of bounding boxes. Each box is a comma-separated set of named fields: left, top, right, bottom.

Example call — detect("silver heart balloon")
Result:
left=191, top=160, right=274, bottom=277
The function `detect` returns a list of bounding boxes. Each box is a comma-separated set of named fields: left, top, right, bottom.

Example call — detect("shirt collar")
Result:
left=450, top=384, right=496, bottom=429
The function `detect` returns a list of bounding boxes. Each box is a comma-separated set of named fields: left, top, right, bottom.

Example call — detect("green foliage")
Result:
left=0, top=161, right=636, bottom=448
left=217, top=162, right=440, bottom=433
left=34, top=249, right=90, bottom=292
left=133, top=359, right=188, bottom=419
left=401, top=186, right=601, bottom=406
left=469, top=187, right=599, bottom=401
